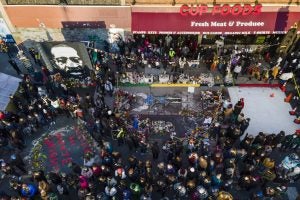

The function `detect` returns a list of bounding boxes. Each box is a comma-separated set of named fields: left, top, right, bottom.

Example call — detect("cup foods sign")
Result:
left=180, top=4, right=265, bottom=30
left=180, top=4, right=262, bottom=16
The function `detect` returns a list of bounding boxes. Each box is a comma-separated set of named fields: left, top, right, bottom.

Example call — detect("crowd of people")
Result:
left=0, top=72, right=299, bottom=199
left=0, top=34, right=299, bottom=200
left=89, top=34, right=300, bottom=86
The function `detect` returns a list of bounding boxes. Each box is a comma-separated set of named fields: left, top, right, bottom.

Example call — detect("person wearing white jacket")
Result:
left=104, top=80, right=114, bottom=97
left=233, top=64, right=242, bottom=80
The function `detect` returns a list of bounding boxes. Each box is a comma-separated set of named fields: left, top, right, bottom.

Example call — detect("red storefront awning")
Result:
left=132, top=11, right=300, bottom=34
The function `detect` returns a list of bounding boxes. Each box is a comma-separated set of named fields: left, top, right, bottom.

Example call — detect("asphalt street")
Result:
left=0, top=48, right=298, bottom=199
left=0, top=110, right=299, bottom=199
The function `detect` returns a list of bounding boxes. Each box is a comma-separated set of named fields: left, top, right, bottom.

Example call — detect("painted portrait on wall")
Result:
left=39, top=42, right=93, bottom=79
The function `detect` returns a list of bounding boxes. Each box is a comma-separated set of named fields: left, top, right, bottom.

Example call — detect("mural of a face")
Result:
left=51, top=44, right=83, bottom=75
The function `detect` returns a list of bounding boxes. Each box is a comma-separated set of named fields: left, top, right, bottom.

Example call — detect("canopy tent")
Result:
left=0, top=72, right=21, bottom=111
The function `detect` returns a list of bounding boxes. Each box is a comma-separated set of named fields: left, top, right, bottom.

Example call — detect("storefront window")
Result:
left=255, top=36, right=266, bottom=44
left=133, top=34, right=285, bottom=47
left=202, top=35, right=219, bottom=45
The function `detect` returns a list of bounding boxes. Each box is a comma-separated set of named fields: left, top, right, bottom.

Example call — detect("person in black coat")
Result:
left=32, top=170, right=47, bottom=183
left=9, top=153, right=27, bottom=174
left=151, top=142, right=160, bottom=160
left=271, top=131, right=285, bottom=148
left=240, top=118, right=250, bottom=135
left=71, top=162, right=82, bottom=175
left=252, top=132, right=266, bottom=145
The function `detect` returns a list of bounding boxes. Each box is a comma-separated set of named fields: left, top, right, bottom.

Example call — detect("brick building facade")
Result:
left=0, top=0, right=299, bottom=46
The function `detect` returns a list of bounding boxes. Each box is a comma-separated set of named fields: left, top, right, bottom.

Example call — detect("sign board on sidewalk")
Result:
left=188, top=87, right=195, bottom=93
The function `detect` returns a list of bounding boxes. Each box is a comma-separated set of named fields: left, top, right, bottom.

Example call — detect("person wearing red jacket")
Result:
left=240, top=98, right=245, bottom=109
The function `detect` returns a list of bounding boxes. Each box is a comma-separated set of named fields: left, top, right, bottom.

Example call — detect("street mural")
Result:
left=25, top=126, right=97, bottom=173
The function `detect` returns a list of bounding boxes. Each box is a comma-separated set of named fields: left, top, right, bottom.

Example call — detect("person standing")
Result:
left=165, top=35, right=172, bottom=47
left=10, top=153, right=27, bottom=174
left=224, top=104, right=233, bottom=122
left=97, top=79, right=106, bottom=95
left=117, top=127, right=125, bottom=146
left=271, top=65, right=280, bottom=79
left=168, top=48, right=176, bottom=60
left=10, top=130, right=25, bottom=150
left=240, top=118, right=250, bottom=135
left=251, top=62, right=261, bottom=80
left=271, top=131, right=285, bottom=148
left=233, top=100, right=244, bottom=121
left=233, top=64, right=242, bottom=80
left=178, top=56, right=186, bottom=73
left=104, top=80, right=114, bottom=97
left=74, top=105, right=85, bottom=125
left=151, top=141, right=160, bottom=160
left=21, top=183, right=38, bottom=198
left=35, top=52, right=41, bottom=65
left=281, top=134, right=294, bottom=150
left=95, top=118, right=103, bottom=135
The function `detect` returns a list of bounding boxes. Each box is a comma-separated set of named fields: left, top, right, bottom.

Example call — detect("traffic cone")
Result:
left=290, top=107, right=297, bottom=115
left=280, top=82, right=287, bottom=92
left=270, top=93, right=275, bottom=97
left=284, top=93, right=293, bottom=102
